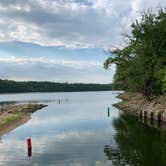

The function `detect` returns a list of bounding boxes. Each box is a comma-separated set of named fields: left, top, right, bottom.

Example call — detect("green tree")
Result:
left=163, top=67, right=166, bottom=92
left=104, top=9, right=166, bottom=100
left=0, top=79, right=113, bottom=93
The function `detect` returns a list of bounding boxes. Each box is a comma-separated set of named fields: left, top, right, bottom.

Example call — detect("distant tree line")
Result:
left=0, top=79, right=112, bottom=93
left=104, top=8, right=166, bottom=100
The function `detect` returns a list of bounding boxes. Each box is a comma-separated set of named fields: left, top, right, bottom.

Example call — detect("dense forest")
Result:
left=0, top=79, right=112, bottom=93
left=104, top=9, right=166, bottom=100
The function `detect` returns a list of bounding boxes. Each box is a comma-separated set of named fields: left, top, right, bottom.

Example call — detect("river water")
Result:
left=0, top=91, right=165, bottom=166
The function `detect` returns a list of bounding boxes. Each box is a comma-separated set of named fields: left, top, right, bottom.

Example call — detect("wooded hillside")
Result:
left=0, top=79, right=112, bottom=93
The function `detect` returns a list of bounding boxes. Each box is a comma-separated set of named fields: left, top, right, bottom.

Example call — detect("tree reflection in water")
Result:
left=104, top=113, right=166, bottom=166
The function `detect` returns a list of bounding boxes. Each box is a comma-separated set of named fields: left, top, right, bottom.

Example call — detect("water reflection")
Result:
left=0, top=99, right=69, bottom=105
left=1, top=91, right=165, bottom=166
left=138, top=116, right=166, bottom=130
left=0, top=91, right=120, bottom=166
left=27, top=147, right=32, bottom=157
left=104, top=113, right=166, bottom=166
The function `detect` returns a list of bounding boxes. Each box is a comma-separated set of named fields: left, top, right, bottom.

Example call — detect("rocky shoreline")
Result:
left=0, top=103, right=47, bottom=133
left=114, top=92, right=166, bottom=122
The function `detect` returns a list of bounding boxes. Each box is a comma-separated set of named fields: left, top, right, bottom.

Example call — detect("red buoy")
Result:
left=26, top=138, right=32, bottom=149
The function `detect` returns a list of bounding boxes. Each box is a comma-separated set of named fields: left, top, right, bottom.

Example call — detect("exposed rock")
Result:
left=114, top=92, right=166, bottom=122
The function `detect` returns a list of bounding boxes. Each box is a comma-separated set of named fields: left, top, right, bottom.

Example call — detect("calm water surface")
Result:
left=0, top=91, right=166, bottom=166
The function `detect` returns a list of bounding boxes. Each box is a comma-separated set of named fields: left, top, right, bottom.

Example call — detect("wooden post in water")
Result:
left=143, top=111, right=147, bottom=123
left=150, top=112, right=154, bottom=121
left=108, top=108, right=110, bottom=117
left=140, top=110, right=142, bottom=118
left=157, top=113, right=162, bottom=123
left=150, top=112, right=153, bottom=125
left=144, top=111, right=147, bottom=119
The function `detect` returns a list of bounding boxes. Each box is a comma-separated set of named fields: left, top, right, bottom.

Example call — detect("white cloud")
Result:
left=0, top=0, right=164, bottom=48
left=0, top=0, right=165, bottom=82
left=0, top=56, right=101, bottom=69
left=0, top=55, right=115, bottom=83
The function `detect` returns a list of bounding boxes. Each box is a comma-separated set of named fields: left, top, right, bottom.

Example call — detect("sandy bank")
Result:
left=0, top=103, right=47, bottom=135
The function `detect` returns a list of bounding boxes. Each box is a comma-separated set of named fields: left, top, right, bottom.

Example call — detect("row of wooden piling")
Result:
left=58, top=99, right=69, bottom=104
left=108, top=107, right=165, bottom=123
left=139, top=110, right=165, bottom=123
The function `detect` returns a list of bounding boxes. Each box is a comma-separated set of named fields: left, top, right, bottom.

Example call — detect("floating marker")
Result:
left=26, top=138, right=32, bottom=157
left=26, top=138, right=32, bottom=149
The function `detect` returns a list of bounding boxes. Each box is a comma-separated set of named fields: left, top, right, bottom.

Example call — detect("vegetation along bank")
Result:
left=0, top=79, right=112, bottom=93
left=104, top=9, right=166, bottom=122
left=0, top=104, right=47, bottom=133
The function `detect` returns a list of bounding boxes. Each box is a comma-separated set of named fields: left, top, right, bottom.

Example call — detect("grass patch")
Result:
left=0, top=113, right=22, bottom=128
left=0, top=104, right=47, bottom=129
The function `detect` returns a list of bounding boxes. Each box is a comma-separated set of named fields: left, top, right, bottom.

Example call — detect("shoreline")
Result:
left=0, top=103, right=47, bottom=136
left=113, top=92, right=166, bottom=123
left=0, top=90, right=114, bottom=95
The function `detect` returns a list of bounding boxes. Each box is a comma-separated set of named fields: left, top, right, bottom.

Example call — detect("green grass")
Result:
left=0, top=113, right=22, bottom=128
left=0, top=104, right=46, bottom=129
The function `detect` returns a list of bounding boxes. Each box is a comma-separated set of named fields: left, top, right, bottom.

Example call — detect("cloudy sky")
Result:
left=0, top=0, right=165, bottom=83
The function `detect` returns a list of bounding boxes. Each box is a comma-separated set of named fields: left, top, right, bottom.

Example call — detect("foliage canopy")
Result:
left=0, top=79, right=112, bottom=93
left=104, top=9, right=166, bottom=100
